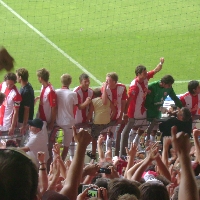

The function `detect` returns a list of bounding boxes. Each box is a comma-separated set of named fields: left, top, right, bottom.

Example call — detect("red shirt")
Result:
left=127, top=71, right=154, bottom=118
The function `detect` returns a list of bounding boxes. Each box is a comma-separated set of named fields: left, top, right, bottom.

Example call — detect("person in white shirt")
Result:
left=56, top=74, right=78, bottom=161
left=20, top=118, right=49, bottom=167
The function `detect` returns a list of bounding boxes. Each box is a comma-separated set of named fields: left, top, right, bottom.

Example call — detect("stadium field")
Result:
left=0, top=0, right=200, bottom=97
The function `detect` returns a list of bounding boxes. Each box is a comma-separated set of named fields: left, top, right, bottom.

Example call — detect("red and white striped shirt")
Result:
left=38, top=83, right=57, bottom=123
left=180, top=92, right=200, bottom=116
left=0, top=82, right=22, bottom=131
left=105, top=83, right=127, bottom=120
left=127, top=71, right=154, bottom=118
left=73, top=86, right=93, bottom=123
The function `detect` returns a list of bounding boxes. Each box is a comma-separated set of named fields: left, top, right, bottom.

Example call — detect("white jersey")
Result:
left=26, top=121, right=49, bottom=167
left=56, top=87, right=78, bottom=126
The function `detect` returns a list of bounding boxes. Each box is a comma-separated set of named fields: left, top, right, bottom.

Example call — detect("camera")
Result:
left=98, top=168, right=111, bottom=174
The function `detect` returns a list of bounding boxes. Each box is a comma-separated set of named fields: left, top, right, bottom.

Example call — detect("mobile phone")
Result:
left=88, top=188, right=98, bottom=197
left=98, top=168, right=111, bottom=174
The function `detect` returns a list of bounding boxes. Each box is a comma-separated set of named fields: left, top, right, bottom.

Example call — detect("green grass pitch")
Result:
left=0, top=0, right=200, bottom=97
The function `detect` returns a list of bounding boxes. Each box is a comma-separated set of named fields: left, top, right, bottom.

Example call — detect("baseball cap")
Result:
left=28, top=118, right=43, bottom=129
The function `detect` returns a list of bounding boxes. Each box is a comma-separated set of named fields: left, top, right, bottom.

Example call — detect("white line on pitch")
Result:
left=0, top=0, right=102, bottom=85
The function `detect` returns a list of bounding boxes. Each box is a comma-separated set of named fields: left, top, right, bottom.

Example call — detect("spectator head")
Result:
left=6, top=140, right=18, bottom=148
left=139, top=182, right=169, bottom=200
left=188, top=80, right=200, bottom=95
left=37, top=68, right=50, bottom=83
left=0, top=92, right=5, bottom=106
left=28, top=118, right=44, bottom=133
left=117, top=194, right=138, bottom=200
left=4, top=72, right=17, bottom=89
left=0, top=148, right=38, bottom=200
left=177, top=107, right=191, bottom=122
left=106, top=72, right=118, bottom=88
left=160, top=75, right=174, bottom=89
left=61, top=74, right=72, bottom=87
left=95, top=178, right=110, bottom=190
left=108, top=178, right=140, bottom=200
left=79, top=73, right=90, bottom=89
left=93, top=88, right=102, bottom=98
left=16, top=68, right=29, bottom=82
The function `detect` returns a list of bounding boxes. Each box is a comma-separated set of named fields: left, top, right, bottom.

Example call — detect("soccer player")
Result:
left=16, top=68, right=35, bottom=136
left=36, top=68, right=57, bottom=131
left=71, top=73, right=92, bottom=159
left=102, top=72, right=127, bottom=156
left=145, top=75, right=182, bottom=141
left=180, top=80, right=200, bottom=127
left=73, top=73, right=93, bottom=124
left=119, top=58, right=164, bottom=156
left=0, top=73, right=22, bottom=135
left=56, top=74, right=78, bottom=161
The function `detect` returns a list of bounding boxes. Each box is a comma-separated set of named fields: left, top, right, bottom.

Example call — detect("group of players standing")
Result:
left=0, top=57, right=199, bottom=160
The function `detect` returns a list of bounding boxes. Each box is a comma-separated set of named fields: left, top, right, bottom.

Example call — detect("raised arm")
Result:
left=153, top=57, right=164, bottom=75
left=101, top=82, right=108, bottom=105
left=97, top=135, right=105, bottom=161
left=37, top=152, right=48, bottom=195
left=130, top=143, right=159, bottom=182
left=155, top=155, right=171, bottom=181
left=193, top=129, right=200, bottom=163
left=59, top=127, right=92, bottom=200
left=124, top=142, right=137, bottom=179
left=171, top=126, right=198, bottom=200
left=162, top=136, right=171, bottom=168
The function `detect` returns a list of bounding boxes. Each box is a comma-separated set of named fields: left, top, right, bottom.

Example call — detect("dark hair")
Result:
left=160, top=75, right=174, bottom=85
left=108, top=178, right=140, bottom=200
left=93, top=88, right=102, bottom=97
left=106, top=72, right=118, bottom=82
left=135, top=65, right=146, bottom=76
left=0, top=93, right=5, bottom=105
left=0, top=148, right=38, bottom=200
left=79, top=73, right=89, bottom=82
left=16, top=68, right=29, bottom=82
left=37, top=68, right=49, bottom=82
left=139, top=182, right=169, bottom=200
left=181, top=107, right=191, bottom=122
left=4, top=72, right=17, bottom=83
left=188, top=80, right=199, bottom=94
left=95, top=178, right=110, bottom=190
left=117, top=194, right=138, bottom=200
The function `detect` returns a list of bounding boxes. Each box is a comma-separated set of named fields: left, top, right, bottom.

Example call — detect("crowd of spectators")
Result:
left=0, top=56, right=200, bottom=200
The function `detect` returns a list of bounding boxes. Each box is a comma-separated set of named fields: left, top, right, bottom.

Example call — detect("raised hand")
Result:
left=171, top=126, right=190, bottom=155
left=72, top=126, right=92, bottom=147
left=37, top=151, right=45, bottom=163
left=125, top=142, right=137, bottom=157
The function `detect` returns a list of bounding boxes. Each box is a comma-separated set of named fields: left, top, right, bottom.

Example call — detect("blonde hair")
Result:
left=61, top=74, right=72, bottom=86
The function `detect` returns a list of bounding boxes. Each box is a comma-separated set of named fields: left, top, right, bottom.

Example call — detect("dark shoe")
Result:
left=87, top=151, right=96, bottom=160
